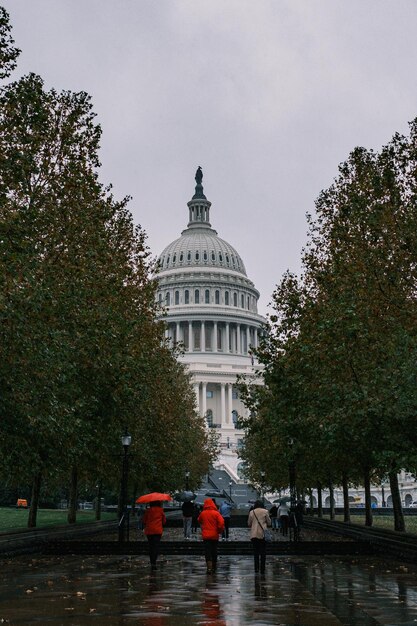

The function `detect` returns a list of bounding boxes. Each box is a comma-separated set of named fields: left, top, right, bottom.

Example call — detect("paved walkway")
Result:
left=1, top=551, right=417, bottom=624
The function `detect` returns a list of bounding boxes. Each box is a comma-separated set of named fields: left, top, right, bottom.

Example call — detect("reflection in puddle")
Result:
left=1, top=554, right=417, bottom=624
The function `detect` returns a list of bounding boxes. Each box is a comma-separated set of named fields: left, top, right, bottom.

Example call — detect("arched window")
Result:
left=225, top=291, right=229, bottom=305
left=185, top=290, right=189, bottom=304
left=215, top=290, right=220, bottom=304
left=158, top=292, right=162, bottom=303
left=165, top=292, right=170, bottom=306
left=195, top=251, right=199, bottom=261
left=166, top=255, right=170, bottom=267
left=232, top=410, right=239, bottom=428
left=226, top=254, right=230, bottom=264
left=206, top=409, right=213, bottom=427
left=175, top=290, right=179, bottom=305
left=187, top=251, right=191, bottom=261
left=247, top=296, right=250, bottom=309
left=195, top=289, right=200, bottom=304
left=219, top=252, right=223, bottom=262
left=211, top=251, right=215, bottom=261
left=233, top=292, right=237, bottom=307
left=179, top=252, right=184, bottom=262
left=173, top=253, right=176, bottom=263
left=205, top=289, right=210, bottom=304
left=241, top=294, right=244, bottom=308
left=203, top=251, right=208, bottom=261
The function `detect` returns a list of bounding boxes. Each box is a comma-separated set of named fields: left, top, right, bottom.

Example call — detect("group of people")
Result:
left=268, top=501, right=304, bottom=538
left=141, top=498, right=277, bottom=574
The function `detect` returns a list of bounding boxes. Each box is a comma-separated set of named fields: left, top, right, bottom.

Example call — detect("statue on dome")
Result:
left=195, top=166, right=203, bottom=185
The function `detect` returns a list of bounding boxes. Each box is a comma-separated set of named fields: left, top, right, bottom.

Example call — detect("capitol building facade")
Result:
left=155, top=169, right=265, bottom=480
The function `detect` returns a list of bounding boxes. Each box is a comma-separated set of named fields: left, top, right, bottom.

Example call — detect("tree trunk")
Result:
left=364, top=468, right=373, bottom=527
left=95, top=481, right=102, bottom=521
left=389, top=469, right=405, bottom=532
left=28, top=471, right=42, bottom=528
left=131, top=483, right=138, bottom=514
left=317, top=482, right=323, bottom=518
left=308, top=488, right=314, bottom=515
left=67, top=465, right=78, bottom=524
left=342, top=473, right=351, bottom=523
left=329, top=481, right=335, bottom=520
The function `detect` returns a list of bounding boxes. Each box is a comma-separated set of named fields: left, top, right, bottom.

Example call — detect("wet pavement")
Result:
left=2, top=549, right=417, bottom=625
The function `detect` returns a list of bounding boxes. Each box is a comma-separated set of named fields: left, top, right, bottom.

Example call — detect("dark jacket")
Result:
left=182, top=500, right=194, bottom=517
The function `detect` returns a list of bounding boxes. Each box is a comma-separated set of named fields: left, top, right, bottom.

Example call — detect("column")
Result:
left=236, top=324, right=241, bottom=354
left=225, top=323, right=230, bottom=353
left=194, top=383, right=200, bottom=415
left=220, top=383, right=226, bottom=427
left=176, top=322, right=181, bottom=344
left=254, top=328, right=258, bottom=349
left=213, top=321, right=218, bottom=352
left=201, top=321, right=205, bottom=352
left=188, top=322, right=193, bottom=352
left=246, top=326, right=250, bottom=354
left=202, top=382, right=207, bottom=418
left=227, top=383, right=233, bottom=424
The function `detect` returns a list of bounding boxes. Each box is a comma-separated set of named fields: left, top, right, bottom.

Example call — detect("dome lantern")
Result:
left=187, top=167, right=212, bottom=229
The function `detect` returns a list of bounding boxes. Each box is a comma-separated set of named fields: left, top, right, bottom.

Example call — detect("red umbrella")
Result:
left=136, top=492, right=173, bottom=504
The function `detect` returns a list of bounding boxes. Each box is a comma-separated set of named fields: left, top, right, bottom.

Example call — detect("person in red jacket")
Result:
left=198, top=498, right=225, bottom=573
left=143, top=501, right=166, bottom=569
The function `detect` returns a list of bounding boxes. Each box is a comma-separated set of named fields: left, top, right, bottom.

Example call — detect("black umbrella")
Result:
left=174, top=491, right=197, bottom=502
left=204, top=490, right=223, bottom=498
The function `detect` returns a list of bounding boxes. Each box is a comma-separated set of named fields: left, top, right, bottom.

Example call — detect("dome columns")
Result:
left=167, top=320, right=260, bottom=355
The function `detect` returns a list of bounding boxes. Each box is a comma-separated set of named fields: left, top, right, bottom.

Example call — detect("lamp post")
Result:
left=118, top=428, right=132, bottom=543
left=229, top=481, right=233, bottom=501
left=288, top=438, right=296, bottom=509
left=260, top=471, right=265, bottom=505
left=185, top=470, right=190, bottom=491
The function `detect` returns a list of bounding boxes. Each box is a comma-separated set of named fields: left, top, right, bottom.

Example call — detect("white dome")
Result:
left=158, top=226, right=247, bottom=276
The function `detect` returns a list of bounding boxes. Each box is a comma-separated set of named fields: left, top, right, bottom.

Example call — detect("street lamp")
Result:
left=118, top=428, right=132, bottom=543
left=229, top=481, right=233, bottom=500
left=260, top=471, right=266, bottom=505
left=288, top=438, right=296, bottom=509
left=185, top=469, right=190, bottom=491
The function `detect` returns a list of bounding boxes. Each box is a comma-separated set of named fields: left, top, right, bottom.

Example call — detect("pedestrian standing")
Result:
left=198, top=498, right=225, bottom=573
left=278, top=502, right=289, bottom=536
left=248, top=500, right=271, bottom=574
left=192, top=502, right=201, bottom=534
left=269, top=504, right=278, bottom=531
left=143, top=501, right=166, bottom=570
left=219, top=501, right=232, bottom=540
left=182, top=499, right=194, bottom=539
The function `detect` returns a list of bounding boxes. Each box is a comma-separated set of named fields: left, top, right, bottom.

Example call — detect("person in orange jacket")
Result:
left=143, top=501, right=166, bottom=569
left=198, top=498, right=225, bottom=573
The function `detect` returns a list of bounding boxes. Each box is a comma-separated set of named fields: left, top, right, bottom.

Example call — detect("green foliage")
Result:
left=240, top=120, right=417, bottom=509
left=0, top=10, right=212, bottom=521
left=0, top=7, right=20, bottom=79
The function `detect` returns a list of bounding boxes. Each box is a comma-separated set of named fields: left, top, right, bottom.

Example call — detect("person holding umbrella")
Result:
left=137, top=492, right=171, bottom=569
left=198, top=498, right=225, bottom=574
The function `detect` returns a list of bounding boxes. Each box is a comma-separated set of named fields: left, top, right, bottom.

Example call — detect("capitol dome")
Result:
left=156, top=168, right=264, bottom=481
left=158, top=230, right=247, bottom=276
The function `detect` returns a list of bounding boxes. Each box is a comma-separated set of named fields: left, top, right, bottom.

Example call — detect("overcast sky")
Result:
left=2, top=1, right=417, bottom=315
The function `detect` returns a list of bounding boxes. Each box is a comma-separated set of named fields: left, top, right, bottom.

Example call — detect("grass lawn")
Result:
left=0, top=507, right=116, bottom=533
left=323, top=513, right=417, bottom=534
